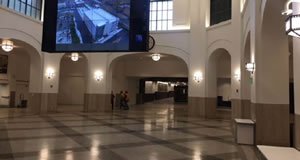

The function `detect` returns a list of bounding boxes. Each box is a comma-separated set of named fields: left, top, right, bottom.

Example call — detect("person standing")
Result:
left=124, top=91, right=129, bottom=110
left=111, top=91, right=115, bottom=110
left=119, top=91, right=124, bottom=109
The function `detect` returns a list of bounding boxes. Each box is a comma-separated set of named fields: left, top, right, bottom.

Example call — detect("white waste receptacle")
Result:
left=235, top=119, right=255, bottom=145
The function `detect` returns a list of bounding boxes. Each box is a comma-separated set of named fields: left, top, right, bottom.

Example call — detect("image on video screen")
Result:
left=56, top=0, right=130, bottom=50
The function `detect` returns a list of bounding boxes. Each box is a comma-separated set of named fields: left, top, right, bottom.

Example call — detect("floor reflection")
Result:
left=0, top=98, right=258, bottom=160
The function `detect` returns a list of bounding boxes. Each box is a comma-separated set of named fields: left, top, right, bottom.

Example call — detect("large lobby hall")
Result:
left=1, top=0, right=300, bottom=159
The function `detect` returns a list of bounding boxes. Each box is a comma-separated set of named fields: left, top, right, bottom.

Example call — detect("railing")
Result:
left=0, top=0, right=42, bottom=20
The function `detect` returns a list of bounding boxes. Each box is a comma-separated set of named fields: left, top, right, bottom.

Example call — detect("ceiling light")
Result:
left=282, top=0, right=300, bottom=15
left=71, top=53, right=79, bottom=62
left=152, top=53, right=161, bottom=61
left=285, top=14, right=300, bottom=37
left=1, top=40, right=14, bottom=52
left=282, top=0, right=300, bottom=37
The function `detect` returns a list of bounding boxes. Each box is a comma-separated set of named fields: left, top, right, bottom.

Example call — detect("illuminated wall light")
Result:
left=245, top=63, right=255, bottom=74
left=193, top=71, right=203, bottom=83
left=45, top=68, right=55, bottom=80
left=152, top=53, right=161, bottom=62
left=234, top=69, right=241, bottom=81
left=94, top=71, right=104, bottom=82
left=1, top=40, right=14, bottom=52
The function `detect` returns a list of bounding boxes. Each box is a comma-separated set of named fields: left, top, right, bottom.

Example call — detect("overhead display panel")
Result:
left=42, top=0, right=150, bottom=52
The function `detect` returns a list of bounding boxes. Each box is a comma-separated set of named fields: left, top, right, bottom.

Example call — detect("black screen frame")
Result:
left=42, top=0, right=150, bottom=53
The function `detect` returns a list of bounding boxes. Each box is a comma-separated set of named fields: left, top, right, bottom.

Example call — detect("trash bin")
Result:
left=21, top=100, right=27, bottom=108
left=235, top=119, right=255, bottom=145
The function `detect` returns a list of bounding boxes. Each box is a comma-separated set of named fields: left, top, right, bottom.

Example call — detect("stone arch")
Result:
left=207, top=39, right=233, bottom=59
left=206, top=48, right=232, bottom=119
left=0, top=28, right=42, bottom=56
left=107, top=51, right=189, bottom=105
left=107, top=45, right=190, bottom=68
left=57, top=53, right=88, bottom=112
left=207, top=48, right=232, bottom=98
left=0, top=39, right=43, bottom=94
left=0, top=28, right=43, bottom=92
left=0, top=38, right=43, bottom=114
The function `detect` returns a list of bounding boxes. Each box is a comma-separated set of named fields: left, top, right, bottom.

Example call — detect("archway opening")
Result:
left=0, top=38, right=42, bottom=115
left=208, top=48, right=232, bottom=119
left=57, top=53, right=87, bottom=112
left=109, top=53, right=189, bottom=109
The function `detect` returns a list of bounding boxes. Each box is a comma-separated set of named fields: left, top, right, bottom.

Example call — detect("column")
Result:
left=84, top=53, right=111, bottom=112
left=253, top=0, right=290, bottom=146
left=39, top=53, right=62, bottom=113
left=188, top=0, right=210, bottom=118
left=231, top=0, right=243, bottom=119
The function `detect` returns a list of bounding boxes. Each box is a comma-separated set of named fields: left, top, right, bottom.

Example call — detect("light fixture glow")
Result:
left=1, top=40, right=14, bottom=52
left=71, top=53, right=79, bottom=62
left=245, top=63, right=255, bottom=73
left=45, top=68, right=55, bottom=80
left=94, top=71, right=103, bottom=82
left=234, top=70, right=241, bottom=81
left=193, top=72, right=203, bottom=83
left=152, top=53, right=161, bottom=61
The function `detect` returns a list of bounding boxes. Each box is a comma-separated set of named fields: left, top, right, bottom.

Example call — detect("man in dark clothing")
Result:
left=111, top=91, right=115, bottom=110
left=123, top=91, right=129, bottom=110
left=119, top=91, right=124, bottom=109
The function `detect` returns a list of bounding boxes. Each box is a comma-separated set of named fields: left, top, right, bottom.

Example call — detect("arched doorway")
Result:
left=108, top=53, right=189, bottom=109
left=208, top=48, right=232, bottom=119
left=57, top=53, right=88, bottom=112
left=0, top=38, right=42, bottom=114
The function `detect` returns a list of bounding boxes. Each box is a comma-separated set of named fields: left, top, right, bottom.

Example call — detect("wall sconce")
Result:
left=94, top=71, right=103, bottom=82
left=282, top=0, right=300, bottom=37
left=193, top=72, right=203, bottom=83
left=45, top=68, right=55, bottom=80
left=1, top=40, right=14, bottom=52
left=234, top=70, right=241, bottom=81
left=245, top=63, right=255, bottom=74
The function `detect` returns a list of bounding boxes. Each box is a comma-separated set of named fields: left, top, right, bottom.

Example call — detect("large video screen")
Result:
left=42, top=0, right=149, bottom=52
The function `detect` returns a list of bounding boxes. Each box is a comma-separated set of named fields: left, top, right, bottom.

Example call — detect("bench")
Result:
left=257, top=145, right=300, bottom=160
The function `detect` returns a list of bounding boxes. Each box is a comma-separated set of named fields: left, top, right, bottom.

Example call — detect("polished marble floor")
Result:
left=0, top=99, right=259, bottom=160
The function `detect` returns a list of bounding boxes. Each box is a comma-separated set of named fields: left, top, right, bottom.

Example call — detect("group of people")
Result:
left=111, top=91, right=130, bottom=110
